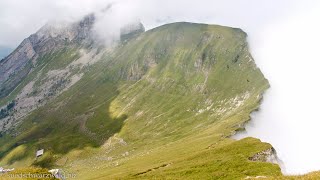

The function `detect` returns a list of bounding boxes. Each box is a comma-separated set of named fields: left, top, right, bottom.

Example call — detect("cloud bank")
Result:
left=0, top=0, right=295, bottom=47
left=1, top=0, right=320, bottom=175
left=235, top=1, right=320, bottom=174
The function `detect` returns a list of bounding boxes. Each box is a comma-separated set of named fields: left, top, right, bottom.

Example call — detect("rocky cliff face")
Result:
left=0, top=38, right=36, bottom=84
left=249, top=147, right=280, bottom=164
left=0, top=14, right=96, bottom=99
left=0, top=38, right=37, bottom=98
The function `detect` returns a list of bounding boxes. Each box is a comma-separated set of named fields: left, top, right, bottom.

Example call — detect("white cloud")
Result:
left=0, top=0, right=296, bottom=47
left=238, top=1, right=320, bottom=174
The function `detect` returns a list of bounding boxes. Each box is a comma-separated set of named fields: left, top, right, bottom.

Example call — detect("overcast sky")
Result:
left=1, top=0, right=320, bottom=175
left=0, top=0, right=307, bottom=48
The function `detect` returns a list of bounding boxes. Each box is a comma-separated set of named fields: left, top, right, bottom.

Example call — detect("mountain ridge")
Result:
left=0, top=19, right=297, bottom=179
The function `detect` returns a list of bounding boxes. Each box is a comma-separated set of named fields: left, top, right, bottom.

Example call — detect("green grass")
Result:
left=0, top=22, right=293, bottom=179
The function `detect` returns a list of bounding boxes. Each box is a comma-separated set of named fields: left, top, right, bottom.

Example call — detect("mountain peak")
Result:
left=0, top=14, right=97, bottom=99
left=120, top=22, right=145, bottom=42
left=32, top=13, right=96, bottom=45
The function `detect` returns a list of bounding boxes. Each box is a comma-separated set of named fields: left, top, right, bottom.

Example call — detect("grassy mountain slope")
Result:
left=0, top=22, right=304, bottom=179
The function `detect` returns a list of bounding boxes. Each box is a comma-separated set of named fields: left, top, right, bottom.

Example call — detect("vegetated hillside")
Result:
left=0, top=20, right=306, bottom=179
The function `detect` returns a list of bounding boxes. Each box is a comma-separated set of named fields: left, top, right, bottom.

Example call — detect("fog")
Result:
left=0, top=0, right=296, bottom=47
left=234, top=2, right=320, bottom=174
left=1, top=0, right=320, bottom=175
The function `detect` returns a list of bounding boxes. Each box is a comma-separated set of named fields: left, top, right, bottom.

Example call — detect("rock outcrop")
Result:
left=0, top=14, right=96, bottom=98
left=249, top=147, right=280, bottom=164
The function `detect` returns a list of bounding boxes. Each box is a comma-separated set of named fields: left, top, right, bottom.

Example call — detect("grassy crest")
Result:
left=0, top=22, right=302, bottom=179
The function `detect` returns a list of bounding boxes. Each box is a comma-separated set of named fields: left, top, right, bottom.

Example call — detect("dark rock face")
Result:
left=74, top=14, right=96, bottom=43
left=0, top=14, right=96, bottom=98
left=0, top=39, right=36, bottom=84
left=0, top=38, right=37, bottom=98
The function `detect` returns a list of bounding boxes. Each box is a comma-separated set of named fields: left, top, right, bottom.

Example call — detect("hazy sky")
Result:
left=1, top=0, right=320, bottom=175
left=0, top=0, right=304, bottom=47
